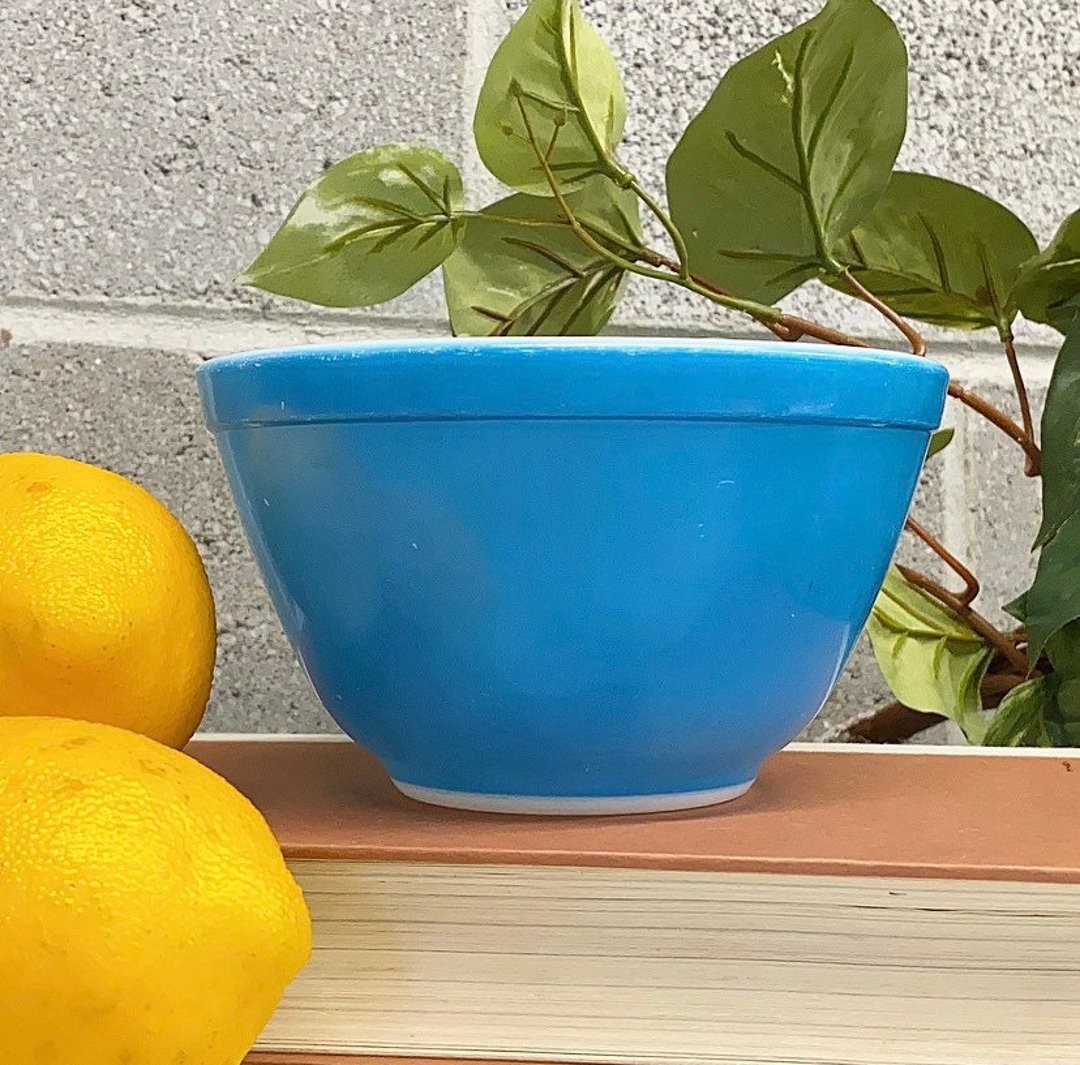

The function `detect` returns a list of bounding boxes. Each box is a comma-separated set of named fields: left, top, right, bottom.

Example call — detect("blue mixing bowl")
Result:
left=198, top=338, right=947, bottom=814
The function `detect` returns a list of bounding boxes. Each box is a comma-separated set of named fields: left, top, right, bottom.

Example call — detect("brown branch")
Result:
left=830, top=666, right=1029, bottom=744
left=796, top=271, right=1042, bottom=478
left=947, top=381, right=1042, bottom=472
left=896, top=564, right=1028, bottom=674
left=647, top=251, right=871, bottom=348
left=904, top=516, right=979, bottom=607
left=767, top=319, right=805, bottom=342
left=771, top=313, right=872, bottom=349
left=841, top=269, right=927, bottom=356
left=1002, top=331, right=1041, bottom=476
left=981, top=671, right=1027, bottom=700
left=831, top=701, right=946, bottom=744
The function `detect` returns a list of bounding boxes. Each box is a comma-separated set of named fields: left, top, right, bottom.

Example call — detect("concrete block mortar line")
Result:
left=0, top=296, right=448, bottom=360
left=1, top=295, right=1065, bottom=366
left=0, top=295, right=756, bottom=356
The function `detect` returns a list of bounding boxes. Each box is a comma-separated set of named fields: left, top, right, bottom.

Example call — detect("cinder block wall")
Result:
left=2, top=0, right=1075, bottom=737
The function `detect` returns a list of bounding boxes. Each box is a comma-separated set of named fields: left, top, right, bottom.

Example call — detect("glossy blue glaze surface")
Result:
left=198, top=338, right=947, bottom=804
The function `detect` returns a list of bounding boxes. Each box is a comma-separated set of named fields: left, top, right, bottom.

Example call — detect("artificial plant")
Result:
left=239, top=0, right=1080, bottom=746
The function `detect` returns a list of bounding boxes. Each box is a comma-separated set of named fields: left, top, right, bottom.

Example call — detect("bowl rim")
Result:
left=201, top=334, right=935, bottom=365
left=197, top=336, right=949, bottom=431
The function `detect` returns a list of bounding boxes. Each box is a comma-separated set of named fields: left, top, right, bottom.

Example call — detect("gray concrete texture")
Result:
left=1, top=0, right=1075, bottom=737
left=1, top=0, right=465, bottom=314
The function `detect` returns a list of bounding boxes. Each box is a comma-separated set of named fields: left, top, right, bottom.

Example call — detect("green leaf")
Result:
left=665, top=0, right=907, bottom=303
left=1005, top=590, right=1027, bottom=624
left=866, top=566, right=993, bottom=741
left=238, top=145, right=463, bottom=307
left=473, top=0, right=626, bottom=195
left=829, top=173, right=1038, bottom=332
left=1047, top=620, right=1080, bottom=673
left=983, top=677, right=1055, bottom=747
left=1015, top=210, right=1080, bottom=333
left=1052, top=672, right=1080, bottom=746
left=984, top=637, right=1080, bottom=746
left=1010, top=317, right=1080, bottom=667
left=443, top=181, right=640, bottom=337
left=1033, top=312, right=1080, bottom=547
left=926, top=427, right=954, bottom=460
left=1020, top=511, right=1080, bottom=671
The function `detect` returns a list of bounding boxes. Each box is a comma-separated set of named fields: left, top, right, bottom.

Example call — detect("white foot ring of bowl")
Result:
left=390, top=778, right=755, bottom=815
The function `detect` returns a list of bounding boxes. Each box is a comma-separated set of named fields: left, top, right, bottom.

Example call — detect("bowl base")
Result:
left=390, top=777, right=755, bottom=816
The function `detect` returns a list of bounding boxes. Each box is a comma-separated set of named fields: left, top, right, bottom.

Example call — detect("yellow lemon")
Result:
left=0, top=716, right=312, bottom=1065
left=0, top=452, right=216, bottom=747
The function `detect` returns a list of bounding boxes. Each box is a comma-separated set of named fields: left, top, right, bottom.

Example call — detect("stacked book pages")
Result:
left=185, top=736, right=1080, bottom=1065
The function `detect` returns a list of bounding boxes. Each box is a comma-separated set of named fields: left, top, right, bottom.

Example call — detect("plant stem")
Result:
left=1001, top=329, right=1041, bottom=476
left=513, top=95, right=784, bottom=325
left=629, top=180, right=691, bottom=279
left=904, top=516, right=979, bottom=607
left=982, top=672, right=1028, bottom=697
left=466, top=207, right=812, bottom=342
left=511, top=99, right=890, bottom=350
left=770, top=313, right=871, bottom=349
left=645, top=249, right=872, bottom=348
left=837, top=270, right=1044, bottom=473
left=896, top=563, right=1027, bottom=673
left=947, top=381, right=1042, bottom=472
left=841, top=269, right=927, bottom=355
left=551, top=0, right=628, bottom=189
